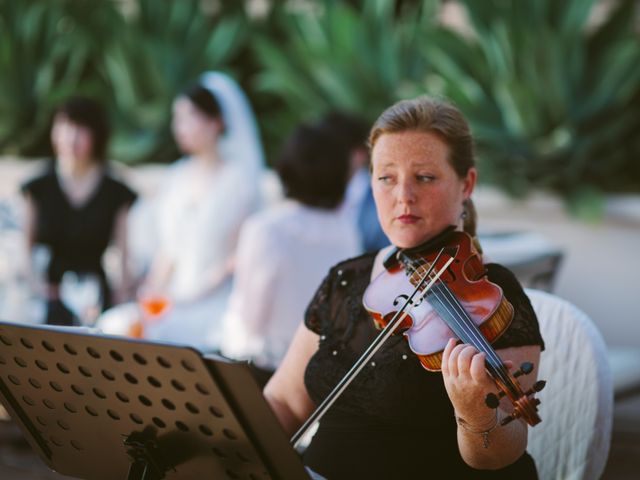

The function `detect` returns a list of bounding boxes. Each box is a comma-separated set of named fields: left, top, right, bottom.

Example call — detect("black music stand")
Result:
left=0, top=321, right=310, bottom=480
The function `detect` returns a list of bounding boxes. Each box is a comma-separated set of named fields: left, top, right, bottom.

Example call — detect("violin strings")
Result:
left=410, top=257, right=495, bottom=360
left=428, top=279, right=513, bottom=390
left=408, top=257, right=538, bottom=422
left=431, top=271, right=538, bottom=415
left=430, top=282, right=509, bottom=377
left=407, top=258, right=484, bottom=351
left=426, top=275, right=510, bottom=385
left=407, top=257, right=513, bottom=391
left=422, top=260, right=513, bottom=391
left=423, top=269, right=501, bottom=363
left=291, top=255, right=450, bottom=448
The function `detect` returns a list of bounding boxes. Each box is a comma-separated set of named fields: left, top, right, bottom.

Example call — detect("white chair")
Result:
left=525, top=289, right=613, bottom=480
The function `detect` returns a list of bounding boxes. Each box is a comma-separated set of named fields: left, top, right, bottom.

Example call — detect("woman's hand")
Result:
left=441, top=339, right=540, bottom=469
left=441, top=338, right=498, bottom=425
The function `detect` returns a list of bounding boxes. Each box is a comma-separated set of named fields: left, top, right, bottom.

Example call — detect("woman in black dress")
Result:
left=264, top=96, right=545, bottom=479
left=22, top=97, right=137, bottom=326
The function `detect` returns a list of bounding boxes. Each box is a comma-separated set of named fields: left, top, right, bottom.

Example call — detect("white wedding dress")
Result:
left=143, top=152, right=260, bottom=350
left=98, top=71, right=264, bottom=351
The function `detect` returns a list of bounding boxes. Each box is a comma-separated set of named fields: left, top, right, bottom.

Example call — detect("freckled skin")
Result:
left=370, top=131, right=477, bottom=249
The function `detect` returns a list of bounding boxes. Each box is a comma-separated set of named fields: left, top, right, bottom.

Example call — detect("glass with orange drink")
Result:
left=129, top=286, right=171, bottom=338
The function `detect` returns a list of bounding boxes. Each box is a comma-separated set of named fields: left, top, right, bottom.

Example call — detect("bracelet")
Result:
left=454, top=411, right=499, bottom=449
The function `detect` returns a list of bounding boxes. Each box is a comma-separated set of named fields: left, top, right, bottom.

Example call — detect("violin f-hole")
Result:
left=393, top=293, right=423, bottom=308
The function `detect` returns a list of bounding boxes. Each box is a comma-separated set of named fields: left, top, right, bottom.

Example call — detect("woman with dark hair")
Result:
left=264, top=96, right=545, bottom=479
left=125, top=72, right=264, bottom=351
left=219, top=120, right=360, bottom=386
left=21, top=96, right=137, bottom=326
left=319, top=111, right=390, bottom=253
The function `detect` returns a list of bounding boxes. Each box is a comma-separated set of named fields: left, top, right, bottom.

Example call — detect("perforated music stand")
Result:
left=0, top=321, right=310, bottom=480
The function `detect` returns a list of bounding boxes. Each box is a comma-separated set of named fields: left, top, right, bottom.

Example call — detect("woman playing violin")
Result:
left=264, top=96, right=545, bottom=479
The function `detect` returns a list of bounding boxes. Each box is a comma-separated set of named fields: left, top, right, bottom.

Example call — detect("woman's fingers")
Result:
left=469, top=350, right=487, bottom=382
left=447, top=342, right=469, bottom=377
left=443, top=341, right=482, bottom=379
left=441, top=338, right=456, bottom=376
left=457, top=345, right=479, bottom=377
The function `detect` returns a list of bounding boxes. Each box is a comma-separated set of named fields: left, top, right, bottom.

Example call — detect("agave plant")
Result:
left=103, top=0, right=249, bottom=164
left=252, top=0, right=442, bottom=153
left=422, top=0, right=640, bottom=216
left=0, top=0, right=122, bottom=156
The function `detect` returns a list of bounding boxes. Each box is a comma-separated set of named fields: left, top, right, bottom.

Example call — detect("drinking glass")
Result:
left=59, top=272, right=102, bottom=326
left=126, top=286, right=171, bottom=338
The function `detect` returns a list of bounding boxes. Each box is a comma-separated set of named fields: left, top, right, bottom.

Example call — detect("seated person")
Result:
left=219, top=119, right=361, bottom=386
left=21, top=96, right=136, bottom=326
left=320, top=112, right=390, bottom=253
left=264, top=96, right=545, bottom=479
left=99, top=72, right=264, bottom=351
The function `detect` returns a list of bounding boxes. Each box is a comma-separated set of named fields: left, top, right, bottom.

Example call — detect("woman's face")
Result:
left=371, top=130, right=476, bottom=249
left=51, top=115, right=95, bottom=167
left=171, top=96, right=221, bottom=156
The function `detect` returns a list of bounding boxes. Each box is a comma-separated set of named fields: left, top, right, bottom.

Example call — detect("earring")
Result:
left=460, top=199, right=469, bottom=220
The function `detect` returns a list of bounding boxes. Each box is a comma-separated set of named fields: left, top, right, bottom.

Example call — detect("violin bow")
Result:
left=291, top=249, right=454, bottom=448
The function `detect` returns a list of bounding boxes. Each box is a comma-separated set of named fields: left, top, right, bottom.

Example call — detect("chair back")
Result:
left=479, top=231, right=563, bottom=292
left=511, top=252, right=563, bottom=292
left=525, top=289, right=613, bottom=480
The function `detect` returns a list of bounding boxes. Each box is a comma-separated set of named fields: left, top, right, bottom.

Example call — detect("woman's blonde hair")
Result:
left=369, top=96, right=478, bottom=237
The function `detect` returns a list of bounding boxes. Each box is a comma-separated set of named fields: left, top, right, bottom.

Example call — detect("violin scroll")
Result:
left=484, top=362, right=546, bottom=426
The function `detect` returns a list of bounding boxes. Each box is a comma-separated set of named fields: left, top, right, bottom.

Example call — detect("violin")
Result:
left=291, top=230, right=544, bottom=448
left=363, top=230, right=544, bottom=427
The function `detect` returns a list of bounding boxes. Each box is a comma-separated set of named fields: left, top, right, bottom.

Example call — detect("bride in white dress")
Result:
left=100, top=72, right=264, bottom=351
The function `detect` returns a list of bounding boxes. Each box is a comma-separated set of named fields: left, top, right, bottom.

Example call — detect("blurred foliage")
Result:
left=104, top=0, right=249, bottom=163
left=0, top=0, right=122, bottom=156
left=0, top=0, right=639, bottom=212
left=252, top=0, right=441, bottom=151
left=423, top=0, right=640, bottom=215
left=0, top=0, right=249, bottom=164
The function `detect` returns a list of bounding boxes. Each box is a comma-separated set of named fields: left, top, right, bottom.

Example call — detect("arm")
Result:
left=22, top=193, right=57, bottom=299
left=142, top=248, right=175, bottom=293
left=139, top=224, right=234, bottom=304
left=177, top=175, right=257, bottom=303
left=183, top=256, right=235, bottom=302
left=442, top=340, right=541, bottom=470
left=111, top=205, right=133, bottom=304
left=225, top=219, right=278, bottom=335
left=263, top=323, right=319, bottom=437
left=22, top=194, right=38, bottom=286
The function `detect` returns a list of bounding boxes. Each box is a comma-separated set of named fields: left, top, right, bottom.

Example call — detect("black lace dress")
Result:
left=302, top=252, right=545, bottom=479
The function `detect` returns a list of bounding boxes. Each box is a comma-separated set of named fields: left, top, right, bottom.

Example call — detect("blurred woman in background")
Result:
left=127, top=71, right=264, bottom=350
left=21, top=96, right=137, bottom=326
left=220, top=118, right=360, bottom=386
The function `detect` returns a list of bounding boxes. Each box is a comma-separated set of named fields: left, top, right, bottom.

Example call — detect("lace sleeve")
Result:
left=304, top=253, right=376, bottom=339
left=304, top=269, right=334, bottom=335
left=487, top=264, right=546, bottom=351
